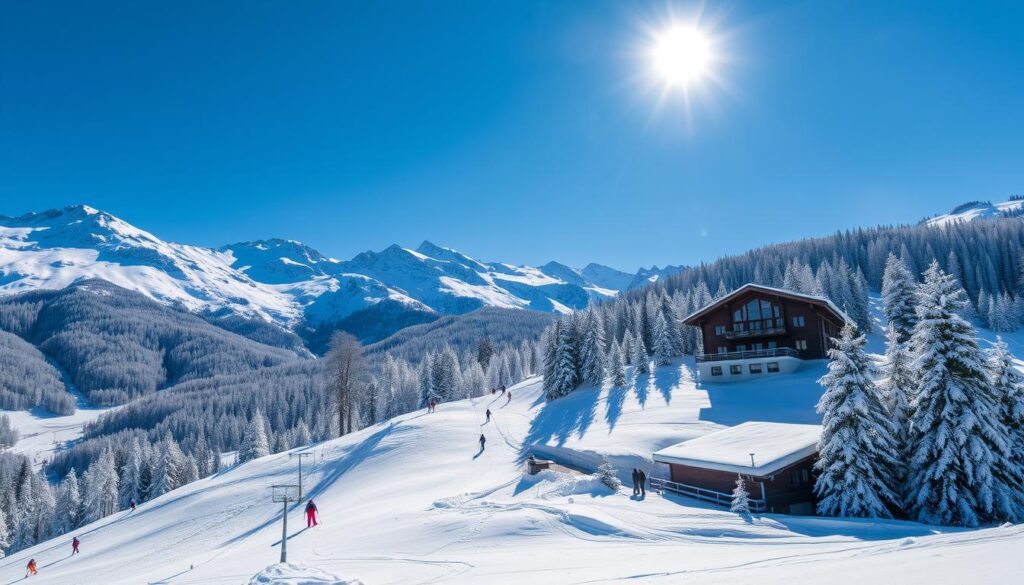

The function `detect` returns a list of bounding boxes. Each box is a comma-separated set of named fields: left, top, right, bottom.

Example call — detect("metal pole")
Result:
left=295, top=453, right=312, bottom=501
left=280, top=500, right=288, bottom=563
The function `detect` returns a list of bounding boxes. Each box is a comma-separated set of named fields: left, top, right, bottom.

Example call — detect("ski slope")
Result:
left=1, top=359, right=1020, bottom=585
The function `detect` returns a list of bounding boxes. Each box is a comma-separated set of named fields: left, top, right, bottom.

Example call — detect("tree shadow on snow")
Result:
left=518, top=383, right=600, bottom=461
left=604, top=384, right=627, bottom=431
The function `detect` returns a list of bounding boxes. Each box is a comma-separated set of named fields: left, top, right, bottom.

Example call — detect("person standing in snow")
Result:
left=638, top=469, right=647, bottom=497
left=479, top=434, right=486, bottom=451
left=505, top=391, right=512, bottom=405
left=72, top=536, right=80, bottom=555
left=26, top=559, right=37, bottom=576
left=305, top=499, right=319, bottom=528
left=631, top=468, right=640, bottom=496
left=130, top=499, right=136, bottom=512
left=485, top=409, right=492, bottom=423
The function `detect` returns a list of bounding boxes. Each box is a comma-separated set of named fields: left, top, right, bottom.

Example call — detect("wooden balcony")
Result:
left=650, top=477, right=768, bottom=512
left=696, top=347, right=801, bottom=363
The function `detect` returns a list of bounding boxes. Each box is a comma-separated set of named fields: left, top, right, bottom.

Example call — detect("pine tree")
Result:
left=596, top=460, right=621, bottom=491
left=54, top=469, right=81, bottom=534
left=879, top=324, right=914, bottom=484
left=987, top=337, right=1024, bottom=520
left=579, top=311, right=606, bottom=386
left=239, top=409, right=271, bottom=463
left=119, top=439, right=143, bottom=508
left=0, top=509, right=10, bottom=556
left=607, top=340, right=627, bottom=387
left=881, top=253, right=918, bottom=344
left=907, top=261, right=1021, bottom=526
left=631, top=332, right=649, bottom=375
left=82, top=449, right=119, bottom=523
left=541, top=323, right=560, bottom=398
left=548, top=318, right=580, bottom=400
left=730, top=475, right=751, bottom=514
left=652, top=313, right=674, bottom=366
left=815, top=324, right=900, bottom=518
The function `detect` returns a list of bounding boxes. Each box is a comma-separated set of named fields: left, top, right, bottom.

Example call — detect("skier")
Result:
left=505, top=391, right=512, bottom=405
left=305, top=499, right=318, bottom=528
left=485, top=409, right=492, bottom=423
left=638, top=469, right=647, bottom=497
left=479, top=434, right=486, bottom=451
left=130, top=499, right=136, bottom=512
left=491, top=388, right=496, bottom=396
left=72, top=536, right=80, bottom=554
left=631, top=468, right=640, bottom=496
left=26, top=559, right=37, bottom=577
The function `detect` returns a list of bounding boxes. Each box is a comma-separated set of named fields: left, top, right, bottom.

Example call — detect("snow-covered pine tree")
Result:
left=148, top=434, right=185, bottom=500
left=118, top=438, right=143, bottom=508
left=882, top=253, right=917, bottom=344
left=652, top=312, right=674, bottom=367
left=596, top=460, right=622, bottom=491
left=621, top=331, right=634, bottom=366
left=0, top=509, right=9, bottom=556
left=815, top=324, right=900, bottom=518
left=730, top=475, right=751, bottom=514
left=193, top=431, right=213, bottom=478
left=608, top=340, right=627, bottom=387
left=82, top=449, right=119, bottom=524
left=987, top=337, right=1024, bottom=519
left=879, top=324, right=914, bottom=485
left=53, top=469, right=81, bottom=534
left=580, top=311, right=606, bottom=387
left=907, top=261, right=1021, bottom=526
left=239, top=409, right=271, bottom=463
left=548, top=318, right=580, bottom=400
left=631, top=331, right=649, bottom=375
left=541, top=322, right=560, bottom=398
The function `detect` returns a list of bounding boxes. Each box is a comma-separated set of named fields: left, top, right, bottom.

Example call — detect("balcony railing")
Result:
left=650, top=477, right=768, bottom=513
left=696, top=347, right=801, bottom=363
left=724, top=326, right=787, bottom=340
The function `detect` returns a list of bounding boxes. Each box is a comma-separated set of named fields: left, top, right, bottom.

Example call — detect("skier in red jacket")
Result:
left=305, top=499, right=318, bottom=528
left=72, top=536, right=80, bottom=554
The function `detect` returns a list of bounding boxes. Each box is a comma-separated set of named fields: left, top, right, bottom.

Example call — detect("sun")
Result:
left=652, top=26, right=711, bottom=87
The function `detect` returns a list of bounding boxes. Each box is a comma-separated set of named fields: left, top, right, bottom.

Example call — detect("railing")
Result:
left=650, top=477, right=768, bottom=513
left=724, top=326, right=787, bottom=340
left=695, top=347, right=801, bottom=363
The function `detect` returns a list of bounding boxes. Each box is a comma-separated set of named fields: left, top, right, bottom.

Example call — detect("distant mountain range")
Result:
left=0, top=205, right=684, bottom=344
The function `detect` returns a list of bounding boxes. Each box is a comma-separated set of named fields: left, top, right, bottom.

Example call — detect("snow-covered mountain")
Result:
left=0, top=206, right=673, bottom=343
left=924, top=198, right=1024, bottom=227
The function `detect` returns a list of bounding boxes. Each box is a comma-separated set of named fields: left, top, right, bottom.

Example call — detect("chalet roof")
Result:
left=682, top=283, right=854, bottom=326
left=652, top=421, right=822, bottom=477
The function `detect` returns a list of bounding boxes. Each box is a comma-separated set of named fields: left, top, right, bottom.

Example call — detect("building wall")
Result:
left=696, top=356, right=804, bottom=381
left=695, top=289, right=843, bottom=360
left=665, top=453, right=818, bottom=515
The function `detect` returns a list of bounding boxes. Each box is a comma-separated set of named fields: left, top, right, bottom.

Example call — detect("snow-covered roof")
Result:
left=682, top=283, right=854, bottom=327
left=653, top=422, right=822, bottom=476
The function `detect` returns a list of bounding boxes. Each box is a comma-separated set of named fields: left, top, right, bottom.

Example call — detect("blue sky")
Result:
left=2, top=1, right=1022, bottom=271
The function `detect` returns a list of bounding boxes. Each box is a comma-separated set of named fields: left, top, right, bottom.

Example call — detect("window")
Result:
left=736, top=344, right=747, bottom=352
left=717, top=346, right=729, bottom=354
left=801, top=468, right=810, bottom=483
left=714, top=325, right=726, bottom=336
left=711, top=366, right=723, bottom=376
left=767, top=341, right=777, bottom=349
left=767, top=362, right=780, bottom=373
left=749, top=363, right=763, bottom=374
left=791, top=315, right=805, bottom=328
left=795, top=340, right=808, bottom=351
left=752, top=343, right=763, bottom=351
left=732, top=297, right=781, bottom=326
left=730, top=365, right=742, bottom=375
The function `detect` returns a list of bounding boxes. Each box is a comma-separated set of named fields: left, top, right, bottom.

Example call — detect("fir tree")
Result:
left=607, top=340, right=627, bottom=387
left=987, top=337, right=1024, bottom=519
left=879, top=324, right=914, bottom=485
left=907, top=261, right=1020, bottom=526
left=631, top=332, right=649, bottom=375
left=652, top=313, right=674, bottom=366
left=54, top=469, right=81, bottom=534
left=815, top=324, right=900, bottom=518
left=580, top=311, right=606, bottom=386
left=730, top=475, right=751, bottom=514
left=548, top=318, right=580, bottom=400
left=238, top=410, right=271, bottom=463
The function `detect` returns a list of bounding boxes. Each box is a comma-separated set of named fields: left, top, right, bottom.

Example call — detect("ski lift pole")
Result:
left=291, top=452, right=313, bottom=501
left=271, top=485, right=300, bottom=563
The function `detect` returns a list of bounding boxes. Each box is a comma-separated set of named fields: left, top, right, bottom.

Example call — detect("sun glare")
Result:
left=652, top=26, right=711, bottom=87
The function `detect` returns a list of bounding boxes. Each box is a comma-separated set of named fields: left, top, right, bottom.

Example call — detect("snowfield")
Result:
left=1, top=359, right=1020, bottom=585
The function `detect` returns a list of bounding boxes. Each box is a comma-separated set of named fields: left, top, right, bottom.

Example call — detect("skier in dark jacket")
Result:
left=129, top=499, right=136, bottom=512
left=638, top=469, right=647, bottom=497
left=631, top=468, right=640, bottom=496
left=479, top=434, right=486, bottom=451
left=485, top=409, right=492, bottom=423
left=72, top=536, right=80, bottom=554
left=505, top=391, right=512, bottom=405
left=305, top=499, right=318, bottom=527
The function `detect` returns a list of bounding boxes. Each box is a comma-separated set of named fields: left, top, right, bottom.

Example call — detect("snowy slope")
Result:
left=3, top=357, right=1020, bottom=585
left=924, top=198, right=1024, bottom=227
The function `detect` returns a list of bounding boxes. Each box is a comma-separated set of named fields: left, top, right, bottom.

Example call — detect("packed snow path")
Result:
left=0, top=361, right=1021, bottom=584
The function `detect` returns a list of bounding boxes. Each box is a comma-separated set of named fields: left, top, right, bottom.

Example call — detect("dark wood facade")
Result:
left=665, top=454, right=818, bottom=515
left=683, top=285, right=848, bottom=361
